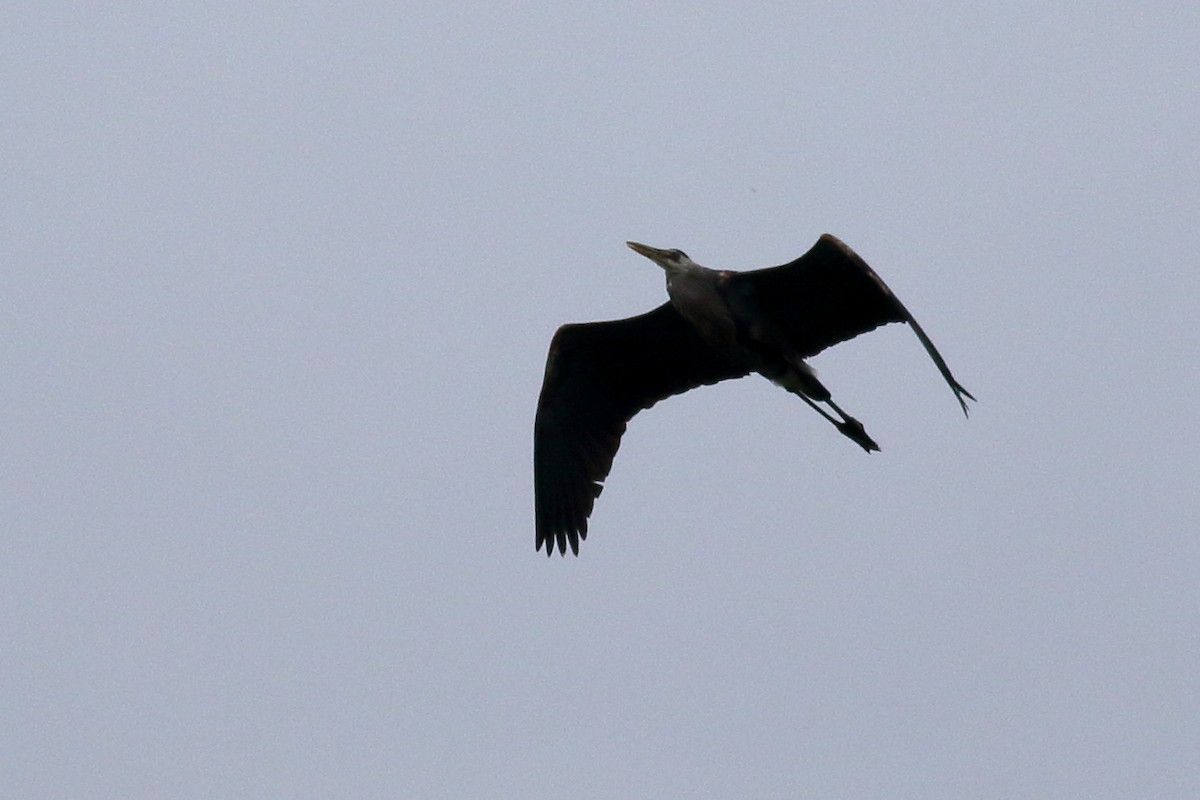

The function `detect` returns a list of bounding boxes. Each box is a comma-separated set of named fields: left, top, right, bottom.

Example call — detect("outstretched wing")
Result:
left=723, top=234, right=975, bottom=415
left=534, top=302, right=749, bottom=556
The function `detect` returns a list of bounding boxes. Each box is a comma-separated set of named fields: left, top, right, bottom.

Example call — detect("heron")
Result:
left=534, top=234, right=974, bottom=556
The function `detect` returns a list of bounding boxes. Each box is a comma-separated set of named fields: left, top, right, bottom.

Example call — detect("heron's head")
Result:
left=626, top=241, right=693, bottom=274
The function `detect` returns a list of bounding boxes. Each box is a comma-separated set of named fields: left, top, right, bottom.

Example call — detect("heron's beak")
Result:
left=626, top=241, right=672, bottom=268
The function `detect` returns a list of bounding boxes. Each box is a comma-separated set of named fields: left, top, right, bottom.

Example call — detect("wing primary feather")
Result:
left=903, top=313, right=976, bottom=416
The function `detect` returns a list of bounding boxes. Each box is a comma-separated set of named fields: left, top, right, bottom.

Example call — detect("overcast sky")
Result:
left=4, top=3, right=1199, bottom=798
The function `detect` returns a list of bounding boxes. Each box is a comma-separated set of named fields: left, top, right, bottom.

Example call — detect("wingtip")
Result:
left=955, top=385, right=976, bottom=417
left=536, top=528, right=584, bottom=557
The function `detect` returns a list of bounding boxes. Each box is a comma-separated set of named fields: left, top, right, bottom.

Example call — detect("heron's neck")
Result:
left=664, top=260, right=706, bottom=290
left=664, top=261, right=736, bottom=346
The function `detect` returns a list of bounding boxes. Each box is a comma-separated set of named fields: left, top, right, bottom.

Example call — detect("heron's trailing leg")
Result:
left=765, top=359, right=880, bottom=452
left=791, top=393, right=880, bottom=452
left=825, top=399, right=879, bottom=452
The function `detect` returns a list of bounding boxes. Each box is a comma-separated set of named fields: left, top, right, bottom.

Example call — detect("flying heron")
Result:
left=534, top=234, right=974, bottom=556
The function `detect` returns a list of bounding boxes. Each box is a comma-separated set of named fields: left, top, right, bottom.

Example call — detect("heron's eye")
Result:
left=672, top=249, right=687, bottom=261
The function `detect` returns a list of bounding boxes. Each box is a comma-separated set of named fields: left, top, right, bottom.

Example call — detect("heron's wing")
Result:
left=534, top=302, right=749, bottom=556
left=723, top=234, right=975, bottom=415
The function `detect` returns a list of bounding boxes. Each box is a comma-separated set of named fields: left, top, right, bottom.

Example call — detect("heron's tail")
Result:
left=766, top=358, right=831, bottom=403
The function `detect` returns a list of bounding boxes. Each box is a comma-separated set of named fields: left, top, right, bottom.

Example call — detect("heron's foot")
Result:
left=837, top=418, right=880, bottom=453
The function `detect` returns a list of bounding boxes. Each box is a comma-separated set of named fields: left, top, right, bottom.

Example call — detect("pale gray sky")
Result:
left=4, top=3, right=1199, bottom=798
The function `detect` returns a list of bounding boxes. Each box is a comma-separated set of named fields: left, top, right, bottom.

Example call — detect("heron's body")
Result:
left=534, top=234, right=974, bottom=556
left=667, top=261, right=835, bottom=409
